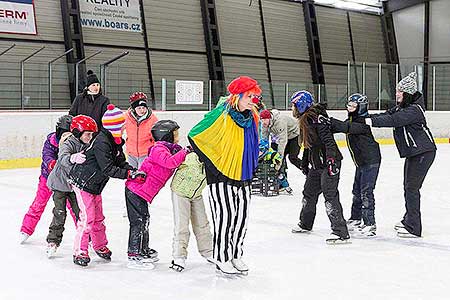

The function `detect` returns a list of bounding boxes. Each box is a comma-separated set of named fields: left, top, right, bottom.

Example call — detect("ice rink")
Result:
left=1, top=144, right=449, bottom=300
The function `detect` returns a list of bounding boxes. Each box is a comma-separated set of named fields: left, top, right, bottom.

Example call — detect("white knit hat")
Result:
left=397, top=72, right=418, bottom=95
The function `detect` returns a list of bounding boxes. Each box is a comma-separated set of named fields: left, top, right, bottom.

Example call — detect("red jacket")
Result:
left=124, top=109, right=158, bottom=157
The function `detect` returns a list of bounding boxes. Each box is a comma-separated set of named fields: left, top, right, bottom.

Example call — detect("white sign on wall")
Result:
left=175, top=81, right=204, bottom=105
left=0, top=0, right=37, bottom=35
left=79, top=0, right=142, bottom=32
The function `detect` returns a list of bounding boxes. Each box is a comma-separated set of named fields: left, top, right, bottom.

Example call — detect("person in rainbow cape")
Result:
left=188, top=76, right=261, bottom=276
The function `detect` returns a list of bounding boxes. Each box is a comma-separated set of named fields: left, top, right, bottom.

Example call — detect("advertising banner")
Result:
left=79, top=0, right=142, bottom=32
left=0, top=0, right=37, bottom=35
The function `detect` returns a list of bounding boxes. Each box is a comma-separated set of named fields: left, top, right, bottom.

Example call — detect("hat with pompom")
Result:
left=86, top=70, right=100, bottom=87
left=102, top=104, right=125, bottom=144
left=397, top=72, right=418, bottom=95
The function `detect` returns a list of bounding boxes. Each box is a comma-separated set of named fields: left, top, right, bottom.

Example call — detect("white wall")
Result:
left=1, top=110, right=449, bottom=161
left=430, top=0, right=450, bottom=62
left=393, top=4, right=424, bottom=72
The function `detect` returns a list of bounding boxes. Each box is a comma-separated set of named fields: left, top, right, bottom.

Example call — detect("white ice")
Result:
left=1, top=144, right=449, bottom=300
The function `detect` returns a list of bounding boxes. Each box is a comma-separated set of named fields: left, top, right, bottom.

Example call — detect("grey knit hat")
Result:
left=397, top=72, right=417, bottom=95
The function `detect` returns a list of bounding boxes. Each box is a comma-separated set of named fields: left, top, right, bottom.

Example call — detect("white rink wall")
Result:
left=0, top=110, right=449, bottom=160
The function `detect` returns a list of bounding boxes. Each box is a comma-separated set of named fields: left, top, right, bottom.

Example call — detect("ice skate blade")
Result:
left=127, top=261, right=155, bottom=270
left=326, top=239, right=352, bottom=245
left=397, top=233, right=420, bottom=239
left=215, top=266, right=242, bottom=277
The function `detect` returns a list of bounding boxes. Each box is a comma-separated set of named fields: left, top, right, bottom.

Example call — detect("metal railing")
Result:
left=1, top=43, right=450, bottom=111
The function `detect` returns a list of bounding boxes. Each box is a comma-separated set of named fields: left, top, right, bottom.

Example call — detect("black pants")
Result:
left=298, top=163, right=349, bottom=239
left=125, top=187, right=150, bottom=254
left=47, top=191, right=80, bottom=246
left=402, top=151, right=436, bottom=236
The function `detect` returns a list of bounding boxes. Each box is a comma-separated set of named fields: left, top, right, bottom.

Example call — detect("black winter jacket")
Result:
left=331, top=115, right=381, bottom=167
left=302, top=105, right=343, bottom=170
left=370, top=93, right=436, bottom=158
left=69, top=91, right=110, bottom=128
left=69, top=129, right=133, bottom=195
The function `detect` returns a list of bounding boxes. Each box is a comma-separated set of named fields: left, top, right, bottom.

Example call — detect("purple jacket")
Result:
left=125, top=141, right=188, bottom=203
left=41, top=133, right=59, bottom=179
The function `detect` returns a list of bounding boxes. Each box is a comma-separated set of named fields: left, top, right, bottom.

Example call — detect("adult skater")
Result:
left=290, top=91, right=350, bottom=244
left=69, top=70, right=110, bottom=128
left=367, top=72, right=436, bottom=238
left=260, top=109, right=302, bottom=193
left=188, top=76, right=261, bottom=275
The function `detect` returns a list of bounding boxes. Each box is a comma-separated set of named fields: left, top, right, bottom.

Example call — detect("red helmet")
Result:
left=129, top=91, right=148, bottom=103
left=70, top=115, right=98, bottom=133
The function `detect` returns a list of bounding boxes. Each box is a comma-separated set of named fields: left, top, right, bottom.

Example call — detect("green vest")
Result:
left=171, top=152, right=207, bottom=199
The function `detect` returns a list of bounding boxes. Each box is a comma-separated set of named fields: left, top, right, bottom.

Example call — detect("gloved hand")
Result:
left=70, top=152, right=86, bottom=164
left=272, top=154, right=283, bottom=171
left=317, top=115, right=331, bottom=125
left=48, top=160, right=56, bottom=172
left=299, top=159, right=309, bottom=176
left=185, top=145, right=194, bottom=153
left=300, top=165, right=309, bottom=176
left=326, top=157, right=339, bottom=176
left=128, top=169, right=146, bottom=183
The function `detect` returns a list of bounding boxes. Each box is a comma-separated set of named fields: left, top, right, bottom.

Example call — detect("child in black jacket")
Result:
left=326, top=94, right=381, bottom=237
left=290, top=91, right=350, bottom=244
left=70, top=104, right=145, bottom=266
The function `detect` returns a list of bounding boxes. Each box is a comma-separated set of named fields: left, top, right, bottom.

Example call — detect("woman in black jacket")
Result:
left=327, top=93, right=381, bottom=237
left=290, top=91, right=350, bottom=244
left=70, top=105, right=145, bottom=267
left=367, top=72, right=436, bottom=238
left=69, top=70, right=110, bottom=128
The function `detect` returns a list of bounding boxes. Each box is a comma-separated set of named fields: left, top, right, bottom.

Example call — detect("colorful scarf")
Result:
left=188, top=97, right=259, bottom=181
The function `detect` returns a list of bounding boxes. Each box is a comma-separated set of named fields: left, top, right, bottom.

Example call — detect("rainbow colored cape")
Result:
left=188, top=98, right=259, bottom=182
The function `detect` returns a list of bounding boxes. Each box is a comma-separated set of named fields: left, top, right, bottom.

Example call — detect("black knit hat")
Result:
left=86, top=70, right=100, bottom=87
left=131, top=99, right=148, bottom=110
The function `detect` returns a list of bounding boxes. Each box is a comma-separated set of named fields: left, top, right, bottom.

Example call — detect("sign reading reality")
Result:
left=79, top=0, right=142, bottom=32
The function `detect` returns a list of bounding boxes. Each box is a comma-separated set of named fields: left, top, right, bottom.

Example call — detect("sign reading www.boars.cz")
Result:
left=0, top=0, right=37, bottom=35
left=80, top=0, right=142, bottom=33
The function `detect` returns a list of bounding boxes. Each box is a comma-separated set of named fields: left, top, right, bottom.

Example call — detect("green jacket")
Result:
left=171, top=152, right=207, bottom=199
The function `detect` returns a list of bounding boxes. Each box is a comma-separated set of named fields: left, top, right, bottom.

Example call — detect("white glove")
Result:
left=70, top=152, right=86, bottom=164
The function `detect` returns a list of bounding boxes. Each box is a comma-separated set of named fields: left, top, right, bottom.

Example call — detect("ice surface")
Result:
left=1, top=145, right=449, bottom=300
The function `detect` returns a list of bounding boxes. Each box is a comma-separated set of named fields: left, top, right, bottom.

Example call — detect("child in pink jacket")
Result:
left=125, top=120, right=189, bottom=269
left=20, top=115, right=76, bottom=243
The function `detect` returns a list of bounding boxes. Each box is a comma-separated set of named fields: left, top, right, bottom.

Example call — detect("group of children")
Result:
left=20, top=92, right=213, bottom=271
left=287, top=71, right=436, bottom=243
left=19, top=71, right=436, bottom=274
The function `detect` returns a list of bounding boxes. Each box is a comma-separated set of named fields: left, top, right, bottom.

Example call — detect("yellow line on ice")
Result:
left=1, top=138, right=448, bottom=170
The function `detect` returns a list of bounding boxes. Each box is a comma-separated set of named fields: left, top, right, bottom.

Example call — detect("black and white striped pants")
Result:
left=208, top=182, right=251, bottom=263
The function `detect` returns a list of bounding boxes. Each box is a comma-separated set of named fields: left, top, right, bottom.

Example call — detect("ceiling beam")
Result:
left=384, top=0, right=430, bottom=13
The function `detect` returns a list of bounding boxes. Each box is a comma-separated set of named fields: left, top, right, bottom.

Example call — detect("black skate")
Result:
left=142, top=248, right=159, bottom=260
left=326, top=233, right=351, bottom=245
left=95, top=246, right=112, bottom=260
left=73, top=252, right=91, bottom=267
